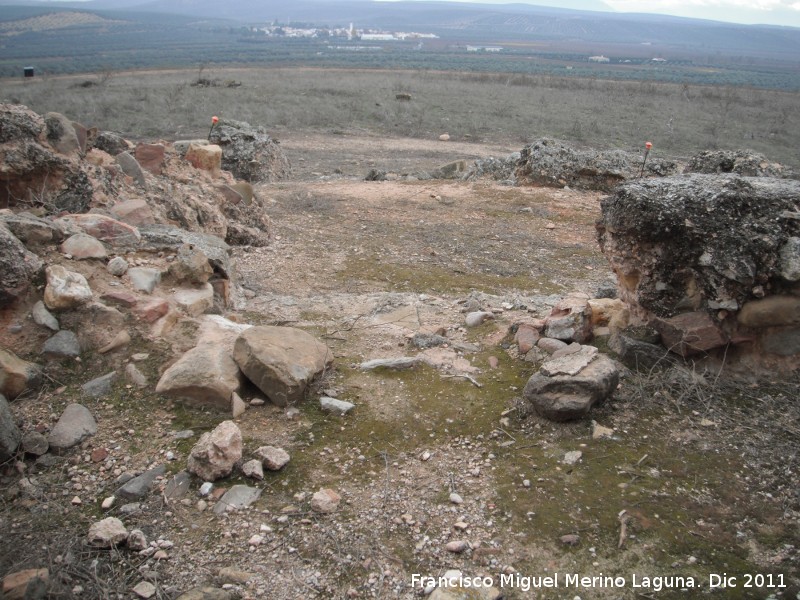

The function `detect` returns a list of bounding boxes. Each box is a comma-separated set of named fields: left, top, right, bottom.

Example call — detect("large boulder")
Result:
left=515, top=138, right=677, bottom=191
left=156, top=345, right=243, bottom=411
left=208, top=118, right=291, bottom=183
left=523, top=349, right=619, bottom=421
left=187, top=420, right=242, bottom=481
left=0, top=348, right=43, bottom=399
left=0, top=222, right=43, bottom=305
left=233, top=326, right=333, bottom=406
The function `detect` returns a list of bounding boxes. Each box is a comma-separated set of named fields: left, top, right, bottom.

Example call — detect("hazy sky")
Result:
left=416, top=0, right=800, bottom=27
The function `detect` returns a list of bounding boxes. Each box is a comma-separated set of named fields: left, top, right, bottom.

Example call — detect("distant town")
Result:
left=250, top=23, right=439, bottom=42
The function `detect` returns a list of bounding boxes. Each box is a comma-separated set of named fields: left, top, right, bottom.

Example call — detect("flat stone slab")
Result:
left=81, top=371, right=117, bottom=398
left=212, top=485, right=262, bottom=514
left=116, top=464, right=166, bottom=501
left=320, top=396, right=355, bottom=415
left=540, top=345, right=598, bottom=376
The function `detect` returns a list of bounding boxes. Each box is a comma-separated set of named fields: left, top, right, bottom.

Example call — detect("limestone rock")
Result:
left=32, top=301, right=59, bottom=331
left=241, top=459, right=264, bottom=480
left=310, top=488, right=341, bottom=513
left=685, top=149, right=792, bottom=178
left=47, top=403, right=97, bottom=453
left=107, top=256, right=129, bottom=276
left=233, top=326, right=333, bottom=406
left=44, top=265, right=92, bottom=310
left=172, top=283, right=214, bottom=317
left=156, top=345, right=242, bottom=411
left=187, top=420, right=242, bottom=481
left=0, top=222, right=43, bottom=305
left=185, top=143, right=222, bottom=173
left=128, top=267, right=161, bottom=294
left=0, top=394, right=22, bottom=462
left=524, top=354, right=619, bottom=422
left=465, top=311, right=494, bottom=327
left=0, top=348, right=43, bottom=399
left=87, top=517, right=128, bottom=548
left=169, top=243, right=213, bottom=284
left=208, top=118, right=291, bottom=183
left=544, top=294, right=593, bottom=343
left=255, top=445, right=290, bottom=471
left=320, top=396, right=355, bottom=415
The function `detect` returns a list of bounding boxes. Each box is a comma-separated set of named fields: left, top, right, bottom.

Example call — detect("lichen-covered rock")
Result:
left=684, top=149, right=793, bottom=178
left=208, top=118, right=291, bottom=183
left=515, top=138, right=677, bottom=191
left=43, top=265, right=92, bottom=310
left=598, top=174, right=800, bottom=321
left=0, top=222, right=43, bottom=305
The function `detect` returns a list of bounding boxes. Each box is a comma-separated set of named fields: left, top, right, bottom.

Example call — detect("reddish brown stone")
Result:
left=111, top=199, right=155, bottom=226
left=135, top=143, right=166, bottom=175
left=91, top=447, right=109, bottom=463
left=654, top=311, right=728, bottom=356
left=55, top=214, right=140, bottom=247
left=515, top=323, right=541, bottom=354
left=133, top=298, right=169, bottom=323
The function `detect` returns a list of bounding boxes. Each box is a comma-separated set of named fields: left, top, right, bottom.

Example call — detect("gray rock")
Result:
left=524, top=354, right=619, bottom=422
left=0, top=347, right=43, bottom=399
left=106, top=256, right=129, bottom=276
left=359, top=357, right=421, bottom=370
left=208, top=118, right=290, bottom=183
left=87, top=517, right=128, bottom=547
left=127, top=529, right=148, bottom=551
left=125, top=363, right=148, bottom=388
left=169, top=243, right=213, bottom=284
left=164, top=471, right=192, bottom=500
left=515, top=137, right=677, bottom=191
left=536, top=337, right=569, bottom=354
left=119, top=502, right=141, bottom=515
left=128, top=267, right=161, bottom=294
left=47, top=403, right=97, bottom=453
left=684, top=149, right=792, bottom=178
left=212, top=485, right=262, bottom=514
left=0, top=222, right=44, bottom=305
left=187, top=421, right=242, bottom=481
left=32, top=301, right=59, bottom=331
left=45, top=111, right=81, bottom=154
left=172, top=283, right=214, bottom=317
left=116, top=464, right=166, bottom=501
left=465, top=311, right=494, bottom=327
left=762, top=327, right=800, bottom=356
left=233, top=326, right=333, bottom=407
left=81, top=371, right=117, bottom=398
left=92, top=130, right=129, bottom=156
left=410, top=333, right=448, bottom=349
left=21, top=431, right=48, bottom=456
left=608, top=333, right=673, bottom=372
left=241, top=459, right=264, bottom=480
left=0, top=212, right=63, bottom=246
left=116, top=151, right=146, bottom=187
left=155, top=345, right=242, bottom=411
left=320, top=396, right=355, bottom=415
left=42, top=330, right=81, bottom=360
left=0, top=394, right=22, bottom=462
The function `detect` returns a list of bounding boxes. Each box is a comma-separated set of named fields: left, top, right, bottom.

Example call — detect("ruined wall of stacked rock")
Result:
left=598, top=172, right=800, bottom=371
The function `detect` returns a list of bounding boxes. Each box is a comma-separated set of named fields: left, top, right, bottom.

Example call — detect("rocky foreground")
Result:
left=1, top=103, right=799, bottom=598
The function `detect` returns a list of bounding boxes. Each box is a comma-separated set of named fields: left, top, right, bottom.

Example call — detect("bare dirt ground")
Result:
left=2, top=131, right=799, bottom=600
